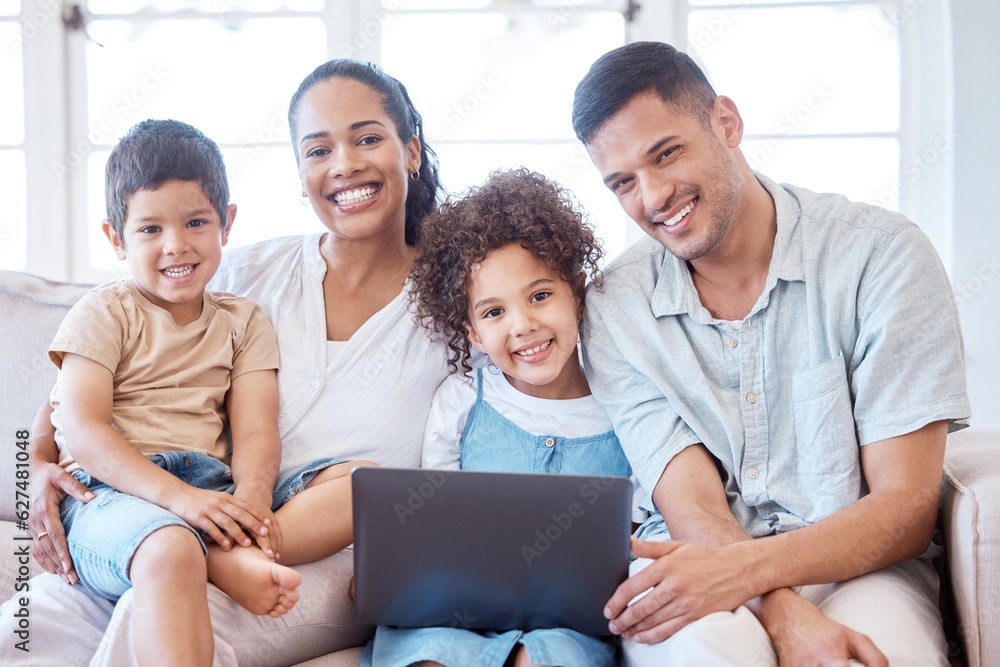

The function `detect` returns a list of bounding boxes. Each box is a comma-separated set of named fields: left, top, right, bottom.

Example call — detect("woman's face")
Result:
left=295, top=77, right=420, bottom=243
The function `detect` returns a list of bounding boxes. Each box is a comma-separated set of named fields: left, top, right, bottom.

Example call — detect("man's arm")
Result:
left=27, top=399, right=93, bottom=582
left=605, top=421, right=946, bottom=658
left=227, top=368, right=283, bottom=559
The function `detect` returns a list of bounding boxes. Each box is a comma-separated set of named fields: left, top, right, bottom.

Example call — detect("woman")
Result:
left=9, top=60, right=451, bottom=666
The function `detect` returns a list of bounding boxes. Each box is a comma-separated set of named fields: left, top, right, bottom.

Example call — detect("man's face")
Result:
left=587, top=92, right=744, bottom=262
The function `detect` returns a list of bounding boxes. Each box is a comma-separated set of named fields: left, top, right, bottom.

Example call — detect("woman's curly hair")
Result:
left=410, top=167, right=603, bottom=375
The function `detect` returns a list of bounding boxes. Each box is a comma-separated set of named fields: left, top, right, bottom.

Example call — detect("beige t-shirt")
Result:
left=49, top=280, right=280, bottom=471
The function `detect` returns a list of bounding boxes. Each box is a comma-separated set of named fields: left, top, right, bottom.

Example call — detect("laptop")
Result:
left=351, top=467, right=632, bottom=637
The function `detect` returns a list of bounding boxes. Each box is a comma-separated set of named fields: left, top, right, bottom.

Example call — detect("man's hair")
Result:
left=410, top=167, right=603, bottom=376
left=288, top=59, right=440, bottom=246
left=105, top=119, right=229, bottom=240
left=572, top=41, right=718, bottom=144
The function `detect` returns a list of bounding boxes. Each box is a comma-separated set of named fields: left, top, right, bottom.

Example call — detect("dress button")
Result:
left=746, top=392, right=757, bottom=404
left=728, top=338, right=738, bottom=348
left=544, top=437, right=555, bottom=448
left=748, top=467, right=760, bottom=479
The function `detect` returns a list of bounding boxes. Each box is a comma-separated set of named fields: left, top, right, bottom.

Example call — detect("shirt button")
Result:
left=746, top=392, right=757, bottom=404
left=728, top=338, right=738, bottom=348
left=544, top=437, right=555, bottom=448
left=748, top=468, right=760, bottom=479
left=311, top=380, right=320, bottom=389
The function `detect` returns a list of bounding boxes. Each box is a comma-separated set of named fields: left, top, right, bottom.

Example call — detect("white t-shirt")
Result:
left=210, top=233, right=450, bottom=471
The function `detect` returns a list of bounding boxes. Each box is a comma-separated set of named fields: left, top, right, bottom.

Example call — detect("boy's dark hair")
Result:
left=288, top=59, right=440, bottom=246
left=410, top=168, right=603, bottom=376
left=572, top=41, right=718, bottom=144
left=105, top=119, right=229, bottom=241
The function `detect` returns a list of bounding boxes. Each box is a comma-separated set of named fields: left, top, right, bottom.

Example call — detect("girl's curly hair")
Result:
left=410, top=167, right=603, bottom=375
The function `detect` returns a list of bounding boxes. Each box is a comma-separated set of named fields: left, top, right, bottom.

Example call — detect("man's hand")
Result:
left=28, top=461, right=93, bottom=584
left=761, top=590, right=887, bottom=667
left=605, top=536, right=756, bottom=643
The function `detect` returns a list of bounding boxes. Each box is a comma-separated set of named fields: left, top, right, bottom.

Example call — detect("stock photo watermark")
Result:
left=6, top=0, right=59, bottom=50
left=520, top=476, right=618, bottom=567
left=392, top=470, right=447, bottom=525
left=11, top=429, right=33, bottom=653
left=745, top=84, right=835, bottom=171
left=52, top=65, right=170, bottom=180
left=428, top=73, right=503, bottom=144
left=873, top=127, right=957, bottom=209
left=877, top=0, right=932, bottom=36
left=687, top=1, right=750, bottom=57
left=227, top=107, right=288, bottom=177
left=954, top=255, right=999, bottom=310
left=336, top=0, right=401, bottom=60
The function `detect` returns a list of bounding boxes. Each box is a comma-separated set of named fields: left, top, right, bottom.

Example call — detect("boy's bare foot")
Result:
left=207, top=544, right=302, bottom=617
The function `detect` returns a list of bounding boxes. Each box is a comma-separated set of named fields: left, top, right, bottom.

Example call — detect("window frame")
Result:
left=15, top=0, right=952, bottom=280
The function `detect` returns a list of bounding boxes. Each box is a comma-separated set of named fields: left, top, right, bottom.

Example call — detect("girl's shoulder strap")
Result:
left=474, top=366, right=485, bottom=402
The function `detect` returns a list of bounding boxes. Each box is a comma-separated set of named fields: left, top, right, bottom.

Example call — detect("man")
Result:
left=574, top=41, right=970, bottom=666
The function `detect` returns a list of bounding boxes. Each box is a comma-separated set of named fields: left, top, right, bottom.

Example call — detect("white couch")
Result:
left=0, top=269, right=997, bottom=666
left=0, top=270, right=365, bottom=666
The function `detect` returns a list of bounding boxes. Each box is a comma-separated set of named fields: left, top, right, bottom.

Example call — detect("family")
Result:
left=3, top=41, right=969, bottom=667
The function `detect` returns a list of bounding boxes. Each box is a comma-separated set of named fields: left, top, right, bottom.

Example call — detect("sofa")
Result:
left=0, top=268, right=997, bottom=666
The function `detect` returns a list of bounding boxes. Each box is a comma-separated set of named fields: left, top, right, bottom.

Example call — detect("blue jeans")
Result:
left=60, top=450, right=343, bottom=601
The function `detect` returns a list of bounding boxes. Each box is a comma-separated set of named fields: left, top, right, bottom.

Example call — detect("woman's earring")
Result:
left=410, top=167, right=420, bottom=181
left=300, top=190, right=309, bottom=206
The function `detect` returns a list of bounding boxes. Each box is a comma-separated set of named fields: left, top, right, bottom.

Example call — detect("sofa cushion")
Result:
left=0, top=271, right=93, bottom=522
left=941, top=426, right=1000, bottom=667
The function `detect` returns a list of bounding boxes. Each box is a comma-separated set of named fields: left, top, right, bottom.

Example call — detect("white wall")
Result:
left=951, top=0, right=1000, bottom=426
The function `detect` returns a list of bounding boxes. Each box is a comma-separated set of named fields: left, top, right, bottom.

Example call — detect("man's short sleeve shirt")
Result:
left=582, top=174, right=970, bottom=537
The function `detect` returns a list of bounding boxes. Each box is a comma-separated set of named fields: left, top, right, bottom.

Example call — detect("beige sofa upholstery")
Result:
left=0, top=268, right=997, bottom=666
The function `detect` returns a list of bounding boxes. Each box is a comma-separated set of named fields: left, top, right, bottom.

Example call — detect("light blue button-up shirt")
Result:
left=582, top=174, right=970, bottom=538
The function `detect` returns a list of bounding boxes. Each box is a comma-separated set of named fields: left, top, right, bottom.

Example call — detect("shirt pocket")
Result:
left=790, top=353, right=859, bottom=475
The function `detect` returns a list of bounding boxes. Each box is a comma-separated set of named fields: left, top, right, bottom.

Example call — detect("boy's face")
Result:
left=464, top=243, right=584, bottom=400
left=103, top=179, right=235, bottom=325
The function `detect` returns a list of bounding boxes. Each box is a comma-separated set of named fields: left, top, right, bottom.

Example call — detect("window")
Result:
left=379, top=0, right=630, bottom=262
left=675, top=0, right=951, bottom=262
left=6, top=0, right=951, bottom=279
left=1, top=1, right=26, bottom=272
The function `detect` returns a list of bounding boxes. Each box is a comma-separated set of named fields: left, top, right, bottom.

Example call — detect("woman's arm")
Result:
left=27, top=399, right=93, bottom=582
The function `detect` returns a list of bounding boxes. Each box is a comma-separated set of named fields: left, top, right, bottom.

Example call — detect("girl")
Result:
left=362, top=168, right=641, bottom=667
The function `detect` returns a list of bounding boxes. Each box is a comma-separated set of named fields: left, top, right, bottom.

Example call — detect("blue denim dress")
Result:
left=361, top=369, right=629, bottom=667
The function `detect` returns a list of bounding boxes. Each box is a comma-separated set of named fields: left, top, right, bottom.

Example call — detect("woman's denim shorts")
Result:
left=59, top=450, right=343, bottom=602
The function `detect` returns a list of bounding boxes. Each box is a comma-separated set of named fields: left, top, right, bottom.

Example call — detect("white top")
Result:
left=210, top=233, right=450, bottom=472
left=422, top=369, right=648, bottom=522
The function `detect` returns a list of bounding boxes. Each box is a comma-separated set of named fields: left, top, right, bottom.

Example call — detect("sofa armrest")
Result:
left=940, top=426, right=1000, bottom=667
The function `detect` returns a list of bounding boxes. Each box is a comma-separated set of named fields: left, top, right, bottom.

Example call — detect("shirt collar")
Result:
left=650, top=172, right=805, bottom=321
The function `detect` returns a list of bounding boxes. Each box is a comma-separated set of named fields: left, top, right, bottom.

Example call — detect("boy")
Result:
left=49, top=119, right=369, bottom=666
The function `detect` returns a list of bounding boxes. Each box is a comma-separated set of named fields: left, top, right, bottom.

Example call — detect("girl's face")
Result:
left=465, top=243, right=587, bottom=400
left=295, top=77, right=420, bottom=243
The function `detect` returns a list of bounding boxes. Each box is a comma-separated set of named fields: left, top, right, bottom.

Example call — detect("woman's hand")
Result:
left=28, top=461, right=94, bottom=583
left=27, top=399, right=92, bottom=583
